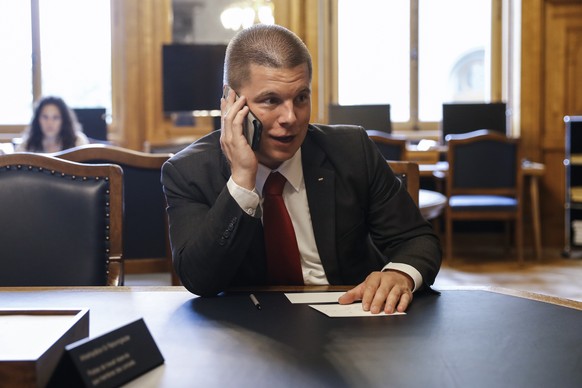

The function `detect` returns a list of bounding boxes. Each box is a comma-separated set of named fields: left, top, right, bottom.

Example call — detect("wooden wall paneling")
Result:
left=491, top=0, right=503, bottom=101
left=565, top=23, right=582, bottom=114
left=111, top=0, right=142, bottom=149
left=110, top=0, right=129, bottom=146
left=542, top=1, right=568, bottom=248
left=521, top=0, right=547, bottom=248
left=542, top=2, right=582, bottom=246
left=273, top=0, right=326, bottom=123
left=305, top=1, right=327, bottom=124
left=545, top=3, right=570, bottom=149
left=111, top=0, right=171, bottom=150
left=521, top=0, right=582, bottom=248
left=543, top=5, right=582, bottom=144
left=140, top=2, right=156, bottom=150
left=521, top=0, right=544, bottom=162
left=145, top=0, right=172, bottom=148
left=543, top=149, right=569, bottom=230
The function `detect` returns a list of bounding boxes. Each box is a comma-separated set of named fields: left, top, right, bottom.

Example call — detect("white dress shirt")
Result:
left=226, top=149, right=423, bottom=290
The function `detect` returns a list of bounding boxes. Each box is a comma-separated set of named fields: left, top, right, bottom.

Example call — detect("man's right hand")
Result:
left=220, top=88, right=258, bottom=190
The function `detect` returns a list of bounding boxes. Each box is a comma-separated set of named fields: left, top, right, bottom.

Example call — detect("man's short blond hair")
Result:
left=224, top=24, right=313, bottom=90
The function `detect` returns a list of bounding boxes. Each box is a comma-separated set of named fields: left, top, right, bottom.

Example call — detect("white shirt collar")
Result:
left=257, top=148, right=303, bottom=197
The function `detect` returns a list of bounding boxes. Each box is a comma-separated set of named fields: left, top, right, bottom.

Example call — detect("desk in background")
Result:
left=0, top=142, right=14, bottom=154
left=419, top=189, right=447, bottom=220
left=1, top=286, right=580, bottom=387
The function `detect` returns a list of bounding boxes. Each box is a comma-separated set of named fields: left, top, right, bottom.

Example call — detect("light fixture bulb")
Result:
left=220, top=0, right=275, bottom=31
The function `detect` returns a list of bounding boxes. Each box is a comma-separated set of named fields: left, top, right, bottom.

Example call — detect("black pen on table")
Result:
left=250, top=294, right=261, bottom=310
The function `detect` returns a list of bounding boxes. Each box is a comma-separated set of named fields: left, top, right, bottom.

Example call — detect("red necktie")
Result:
left=262, top=171, right=304, bottom=285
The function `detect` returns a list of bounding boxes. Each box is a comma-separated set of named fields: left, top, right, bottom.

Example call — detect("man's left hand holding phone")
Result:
left=220, top=85, right=263, bottom=192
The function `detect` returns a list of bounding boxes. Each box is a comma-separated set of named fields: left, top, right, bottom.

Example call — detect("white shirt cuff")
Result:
left=226, top=177, right=260, bottom=217
left=383, top=262, right=423, bottom=292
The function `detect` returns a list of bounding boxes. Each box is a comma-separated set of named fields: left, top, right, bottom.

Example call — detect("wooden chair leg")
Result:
left=445, top=213, right=453, bottom=262
left=504, top=221, right=512, bottom=255
left=516, top=216, right=524, bottom=266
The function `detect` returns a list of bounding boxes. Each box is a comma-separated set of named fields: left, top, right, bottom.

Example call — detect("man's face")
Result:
left=237, top=63, right=311, bottom=170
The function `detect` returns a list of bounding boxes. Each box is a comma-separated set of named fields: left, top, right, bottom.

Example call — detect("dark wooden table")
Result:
left=1, top=286, right=580, bottom=388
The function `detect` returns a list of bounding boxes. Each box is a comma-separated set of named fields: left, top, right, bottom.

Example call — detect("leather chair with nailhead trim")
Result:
left=0, top=153, right=123, bottom=286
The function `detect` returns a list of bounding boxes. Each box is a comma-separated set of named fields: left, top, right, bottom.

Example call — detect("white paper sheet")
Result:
left=0, top=315, right=80, bottom=358
left=309, top=303, right=406, bottom=318
left=284, top=292, right=406, bottom=317
left=284, top=292, right=345, bottom=304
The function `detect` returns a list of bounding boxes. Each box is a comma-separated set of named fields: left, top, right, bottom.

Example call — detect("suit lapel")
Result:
left=301, top=134, right=341, bottom=283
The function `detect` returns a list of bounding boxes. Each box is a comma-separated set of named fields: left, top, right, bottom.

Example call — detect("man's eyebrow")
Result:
left=254, top=91, right=278, bottom=100
left=255, top=87, right=312, bottom=100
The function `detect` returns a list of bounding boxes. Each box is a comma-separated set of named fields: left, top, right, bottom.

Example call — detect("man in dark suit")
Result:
left=162, top=24, right=441, bottom=314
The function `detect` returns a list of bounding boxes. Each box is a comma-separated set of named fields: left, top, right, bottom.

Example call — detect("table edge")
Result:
left=1, top=285, right=580, bottom=310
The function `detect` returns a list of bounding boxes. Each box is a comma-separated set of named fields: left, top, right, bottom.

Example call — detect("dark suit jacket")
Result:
left=161, top=124, right=441, bottom=296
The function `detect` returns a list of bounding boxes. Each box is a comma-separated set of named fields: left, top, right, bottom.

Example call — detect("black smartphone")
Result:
left=223, top=85, right=263, bottom=150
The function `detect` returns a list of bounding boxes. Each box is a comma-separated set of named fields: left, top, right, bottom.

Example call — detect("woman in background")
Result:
left=16, top=96, right=89, bottom=153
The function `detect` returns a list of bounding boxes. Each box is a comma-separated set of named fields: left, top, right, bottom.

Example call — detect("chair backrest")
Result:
left=72, top=107, right=108, bottom=141
left=328, top=104, right=392, bottom=133
left=387, top=160, right=419, bottom=206
left=143, top=137, right=195, bottom=154
left=51, top=144, right=172, bottom=266
left=446, top=130, right=522, bottom=197
left=0, top=153, right=123, bottom=286
left=441, top=102, right=507, bottom=144
left=367, top=130, right=407, bottom=160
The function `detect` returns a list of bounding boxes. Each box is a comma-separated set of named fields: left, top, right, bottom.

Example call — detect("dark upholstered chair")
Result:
left=143, top=137, right=194, bottom=154
left=444, top=130, right=523, bottom=264
left=0, top=153, right=123, bottom=286
left=441, top=102, right=507, bottom=143
left=387, top=161, right=419, bottom=206
left=367, top=130, right=408, bottom=161
left=72, top=107, right=108, bottom=141
left=51, top=144, right=178, bottom=284
left=328, top=104, right=392, bottom=133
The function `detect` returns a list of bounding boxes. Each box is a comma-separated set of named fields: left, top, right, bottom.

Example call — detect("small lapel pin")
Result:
left=318, top=177, right=324, bottom=181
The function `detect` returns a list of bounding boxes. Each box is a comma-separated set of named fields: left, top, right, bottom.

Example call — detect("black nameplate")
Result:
left=48, top=318, right=164, bottom=387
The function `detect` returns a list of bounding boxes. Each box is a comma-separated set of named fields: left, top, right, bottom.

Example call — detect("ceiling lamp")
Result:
left=220, top=0, right=275, bottom=31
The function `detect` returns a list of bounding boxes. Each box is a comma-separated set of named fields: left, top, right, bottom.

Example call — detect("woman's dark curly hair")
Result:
left=24, top=96, right=79, bottom=152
